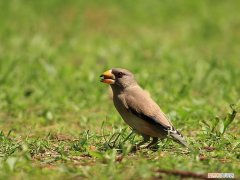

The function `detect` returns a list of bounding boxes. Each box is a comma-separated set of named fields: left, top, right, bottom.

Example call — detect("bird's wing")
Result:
left=123, top=87, right=173, bottom=130
left=123, top=87, right=188, bottom=147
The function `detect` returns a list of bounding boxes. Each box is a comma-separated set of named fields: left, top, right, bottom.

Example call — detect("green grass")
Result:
left=0, top=0, right=240, bottom=179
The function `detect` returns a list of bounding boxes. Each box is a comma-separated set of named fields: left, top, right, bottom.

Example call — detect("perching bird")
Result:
left=100, top=68, right=188, bottom=148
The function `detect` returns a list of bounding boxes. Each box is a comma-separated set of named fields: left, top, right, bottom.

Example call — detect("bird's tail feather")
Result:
left=168, top=127, right=188, bottom=147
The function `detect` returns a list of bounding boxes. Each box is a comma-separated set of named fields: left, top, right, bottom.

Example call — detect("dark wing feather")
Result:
left=127, top=107, right=170, bottom=131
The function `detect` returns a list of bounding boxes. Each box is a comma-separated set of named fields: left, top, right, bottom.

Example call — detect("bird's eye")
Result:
left=117, top=72, right=124, bottom=78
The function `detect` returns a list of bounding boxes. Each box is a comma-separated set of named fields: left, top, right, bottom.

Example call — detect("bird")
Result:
left=100, top=68, right=188, bottom=149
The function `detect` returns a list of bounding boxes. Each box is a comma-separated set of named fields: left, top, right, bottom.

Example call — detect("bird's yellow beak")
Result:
left=100, top=70, right=115, bottom=84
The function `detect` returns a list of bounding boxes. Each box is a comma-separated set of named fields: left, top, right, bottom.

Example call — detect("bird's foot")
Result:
left=131, top=144, right=148, bottom=152
left=147, top=144, right=159, bottom=151
left=146, top=137, right=159, bottom=150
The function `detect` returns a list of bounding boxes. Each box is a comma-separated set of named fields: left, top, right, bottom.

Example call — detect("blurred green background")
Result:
left=0, top=0, right=239, bottom=179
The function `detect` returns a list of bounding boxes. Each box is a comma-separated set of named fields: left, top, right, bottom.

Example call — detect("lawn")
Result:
left=0, top=0, right=239, bottom=179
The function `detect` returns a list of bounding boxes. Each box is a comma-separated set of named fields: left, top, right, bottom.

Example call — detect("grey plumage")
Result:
left=100, top=68, right=188, bottom=148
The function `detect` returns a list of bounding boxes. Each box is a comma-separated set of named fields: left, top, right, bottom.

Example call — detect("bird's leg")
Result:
left=135, top=135, right=150, bottom=149
left=146, top=137, right=158, bottom=149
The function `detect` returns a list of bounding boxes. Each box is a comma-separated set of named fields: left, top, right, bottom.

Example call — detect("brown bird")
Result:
left=100, top=68, right=188, bottom=148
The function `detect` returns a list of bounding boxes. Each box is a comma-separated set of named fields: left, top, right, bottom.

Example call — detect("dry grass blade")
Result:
left=155, top=169, right=208, bottom=179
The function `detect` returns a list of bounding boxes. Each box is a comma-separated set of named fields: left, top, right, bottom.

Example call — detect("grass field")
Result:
left=0, top=0, right=240, bottom=179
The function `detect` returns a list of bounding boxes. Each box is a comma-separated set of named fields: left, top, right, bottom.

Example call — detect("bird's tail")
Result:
left=168, top=126, right=188, bottom=148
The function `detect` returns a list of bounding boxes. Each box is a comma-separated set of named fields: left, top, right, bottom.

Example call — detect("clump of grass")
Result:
left=0, top=0, right=240, bottom=179
left=201, top=104, right=238, bottom=137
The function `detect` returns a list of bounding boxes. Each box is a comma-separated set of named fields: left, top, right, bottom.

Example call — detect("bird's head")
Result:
left=100, top=68, right=137, bottom=88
